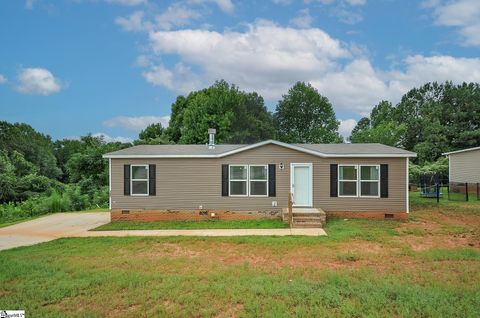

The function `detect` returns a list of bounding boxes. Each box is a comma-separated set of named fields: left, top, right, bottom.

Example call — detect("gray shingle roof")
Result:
left=103, top=140, right=416, bottom=158
left=295, top=143, right=415, bottom=156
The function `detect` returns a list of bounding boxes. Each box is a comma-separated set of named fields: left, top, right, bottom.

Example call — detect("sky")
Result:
left=0, top=0, right=479, bottom=143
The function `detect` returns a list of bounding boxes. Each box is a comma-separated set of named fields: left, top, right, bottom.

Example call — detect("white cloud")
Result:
left=92, top=133, right=133, bottom=143
left=289, top=9, right=313, bottom=28
left=345, top=0, right=366, bottom=5
left=103, top=115, right=170, bottom=132
left=115, top=5, right=200, bottom=32
left=305, top=0, right=365, bottom=24
left=115, top=11, right=148, bottom=32
left=141, top=21, right=480, bottom=116
left=0, top=74, right=6, bottom=84
left=339, top=119, right=357, bottom=139
left=331, top=6, right=363, bottom=24
left=425, top=0, right=480, bottom=46
left=156, top=5, right=200, bottom=30
left=25, top=0, right=36, bottom=9
left=272, top=0, right=292, bottom=4
left=16, top=68, right=63, bottom=96
left=189, top=0, right=234, bottom=13
left=105, top=0, right=146, bottom=6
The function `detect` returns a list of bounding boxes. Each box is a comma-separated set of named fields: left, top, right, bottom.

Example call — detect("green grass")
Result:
left=93, top=218, right=289, bottom=231
left=418, top=248, right=480, bottom=261
left=0, top=236, right=478, bottom=317
left=1, top=197, right=479, bottom=317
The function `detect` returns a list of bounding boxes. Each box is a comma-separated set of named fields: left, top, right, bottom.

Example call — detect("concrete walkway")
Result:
left=0, top=212, right=110, bottom=251
left=73, top=228, right=327, bottom=237
left=0, top=213, right=326, bottom=251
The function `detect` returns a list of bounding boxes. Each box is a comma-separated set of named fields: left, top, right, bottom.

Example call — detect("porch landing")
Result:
left=282, top=207, right=327, bottom=228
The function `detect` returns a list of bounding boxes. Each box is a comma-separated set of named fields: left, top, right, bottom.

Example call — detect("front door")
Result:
left=290, top=163, right=313, bottom=207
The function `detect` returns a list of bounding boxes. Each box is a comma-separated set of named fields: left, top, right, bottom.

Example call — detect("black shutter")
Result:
left=124, top=164, right=130, bottom=196
left=149, top=164, right=156, bottom=196
left=330, top=164, right=338, bottom=197
left=380, top=164, right=389, bottom=198
left=268, top=164, right=276, bottom=197
left=221, top=164, right=229, bottom=196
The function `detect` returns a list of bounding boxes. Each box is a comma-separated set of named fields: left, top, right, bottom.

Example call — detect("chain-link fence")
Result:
left=447, top=182, right=480, bottom=202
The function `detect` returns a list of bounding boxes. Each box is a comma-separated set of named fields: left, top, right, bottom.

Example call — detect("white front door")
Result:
left=291, top=163, right=313, bottom=207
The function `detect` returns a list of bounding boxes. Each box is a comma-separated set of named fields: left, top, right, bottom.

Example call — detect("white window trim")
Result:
left=249, top=164, right=269, bottom=197
left=131, top=164, right=149, bottom=196
left=338, top=164, right=358, bottom=198
left=359, top=164, right=380, bottom=198
left=229, top=165, right=249, bottom=197
left=338, top=164, right=381, bottom=198
left=228, top=164, right=269, bottom=197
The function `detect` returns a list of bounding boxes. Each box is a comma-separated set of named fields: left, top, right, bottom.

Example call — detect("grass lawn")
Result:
left=0, top=196, right=479, bottom=317
left=94, top=218, right=288, bottom=231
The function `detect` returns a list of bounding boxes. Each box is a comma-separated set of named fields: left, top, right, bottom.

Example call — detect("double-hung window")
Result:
left=338, top=164, right=380, bottom=198
left=338, top=165, right=358, bottom=197
left=229, top=165, right=268, bottom=197
left=360, top=165, right=380, bottom=197
left=249, top=165, right=268, bottom=196
left=131, top=165, right=149, bottom=196
left=229, top=165, right=248, bottom=196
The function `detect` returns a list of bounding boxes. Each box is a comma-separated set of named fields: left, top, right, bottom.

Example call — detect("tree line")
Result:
left=1, top=80, right=479, bottom=222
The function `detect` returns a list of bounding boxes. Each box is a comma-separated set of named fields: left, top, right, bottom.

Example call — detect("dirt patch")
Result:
left=214, top=303, right=244, bottom=318
left=137, top=243, right=202, bottom=258
left=398, top=234, right=479, bottom=251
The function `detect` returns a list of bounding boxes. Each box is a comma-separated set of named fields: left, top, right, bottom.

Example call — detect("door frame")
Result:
left=290, top=163, right=313, bottom=207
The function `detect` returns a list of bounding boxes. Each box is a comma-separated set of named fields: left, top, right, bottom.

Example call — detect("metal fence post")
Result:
left=465, top=182, right=469, bottom=202
left=436, top=183, right=440, bottom=203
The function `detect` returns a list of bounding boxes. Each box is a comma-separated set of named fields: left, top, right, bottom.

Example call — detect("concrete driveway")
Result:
left=0, top=212, right=110, bottom=251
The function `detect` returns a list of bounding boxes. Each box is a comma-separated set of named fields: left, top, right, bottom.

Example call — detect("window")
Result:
left=229, top=165, right=248, bottom=196
left=249, top=165, right=268, bottom=196
left=338, top=164, right=380, bottom=198
left=339, top=165, right=357, bottom=196
left=131, top=165, right=149, bottom=196
left=360, top=165, right=379, bottom=197
left=228, top=164, right=269, bottom=197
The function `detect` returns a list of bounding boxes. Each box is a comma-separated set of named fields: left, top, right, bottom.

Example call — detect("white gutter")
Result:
left=442, top=146, right=480, bottom=156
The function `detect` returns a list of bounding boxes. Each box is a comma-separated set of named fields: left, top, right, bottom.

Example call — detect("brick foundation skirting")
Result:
left=111, top=209, right=408, bottom=221
left=325, top=211, right=408, bottom=220
left=111, top=209, right=282, bottom=222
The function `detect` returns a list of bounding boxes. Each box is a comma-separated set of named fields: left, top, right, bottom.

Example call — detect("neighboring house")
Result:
left=103, top=131, right=416, bottom=223
left=443, top=146, right=480, bottom=191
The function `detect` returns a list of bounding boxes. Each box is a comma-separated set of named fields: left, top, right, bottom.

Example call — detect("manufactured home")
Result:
left=443, top=146, right=480, bottom=193
left=103, top=131, right=416, bottom=226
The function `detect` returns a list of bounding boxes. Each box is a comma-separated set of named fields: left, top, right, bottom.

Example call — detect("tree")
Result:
left=274, top=82, right=342, bottom=143
left=135, top=123, right=171, bottom=145
left=166, top=80, right=275, bottom=144
left=0, top=121, right=61, bottom=178
left=396, top=82, right=480, bottom=162
left=350, top=82, right=480, bottom=163
left=349, top=101, right=406, bottom=146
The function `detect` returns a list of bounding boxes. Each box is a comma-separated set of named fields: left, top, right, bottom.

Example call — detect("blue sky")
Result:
left=1, top=0, right=479, bottom=142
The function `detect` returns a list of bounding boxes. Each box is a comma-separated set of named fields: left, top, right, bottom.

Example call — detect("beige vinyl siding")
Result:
left=449, top=149, right=480, bottom=183
left=111, top=144, right=407, bottom=213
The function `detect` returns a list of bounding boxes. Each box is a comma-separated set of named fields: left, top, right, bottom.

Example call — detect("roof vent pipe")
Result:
left=208, top=128, right=216, bottom=149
